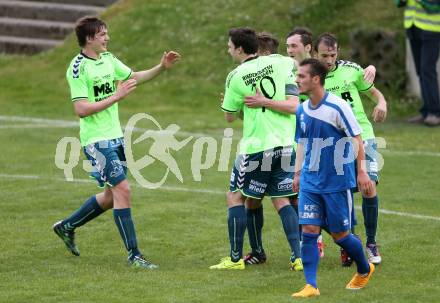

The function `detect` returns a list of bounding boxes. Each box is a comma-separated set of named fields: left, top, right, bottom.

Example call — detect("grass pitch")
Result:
left=0, top=116, right=439, bottom=303
left=0, top=0, right=439, bottom=302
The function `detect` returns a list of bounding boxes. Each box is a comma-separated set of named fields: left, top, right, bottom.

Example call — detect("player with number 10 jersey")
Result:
left=222, top=53, right=297, bottom=154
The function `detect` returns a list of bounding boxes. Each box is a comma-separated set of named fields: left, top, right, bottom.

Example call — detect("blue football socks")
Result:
left=301, top=233, right=320, bottom=288
left=113, top=208, right=141, bottom=259
left=228, top=205, right=247, bottom=262
left=336, top=233, right=370, bottom=274
left=278, top=205, right=301, bottom=261
left=362, top=196, right=379, bottom=245
left=62, top=195, right=104, bottom=231
left=246, top=206, right=264, bottom=254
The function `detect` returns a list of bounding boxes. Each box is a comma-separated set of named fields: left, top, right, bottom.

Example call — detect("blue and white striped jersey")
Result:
left=295, top=92, right=362, bottom=193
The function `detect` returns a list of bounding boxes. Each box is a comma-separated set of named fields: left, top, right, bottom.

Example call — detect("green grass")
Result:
left=1, top=0, right=440, bottom=302
left=1, top=117, right=440, bottom=302
left=0, top=0, right=409, bottom=126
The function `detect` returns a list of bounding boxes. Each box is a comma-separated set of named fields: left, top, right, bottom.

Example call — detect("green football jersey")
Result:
left=222, top=54, right=297, bottom=154
left=66, top=52, right=132, bottom=146
left=325, top=60, right=375, bottom=140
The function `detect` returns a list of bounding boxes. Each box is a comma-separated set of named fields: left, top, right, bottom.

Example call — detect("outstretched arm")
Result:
left=131, top=51, right=181, bottom=84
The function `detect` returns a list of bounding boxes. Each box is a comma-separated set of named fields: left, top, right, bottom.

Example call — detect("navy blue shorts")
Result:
left=229, top=146, right=296, bottom=199
left=299, top=189, right=354, bottom=233
left=83, top=138, right=127, bottom=188
left=321, top=189, right=357, bottom=230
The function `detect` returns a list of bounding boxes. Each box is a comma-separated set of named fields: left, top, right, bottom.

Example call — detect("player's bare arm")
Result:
left=244, top=89, right=299, bottom=114
left=131, top=51, right=181, bottom=84
left=224, top=112, right=241, bottom=123
left=292, top=142, right=304, bottom=193
left=221, top=92, right=242, bottom=123
left=363, top=65, right=376, bottom=84
left=362, top=87, right=388, bottom=123
left=353, top=134, right=373, bottom=196
left=73, top=79, right=137, bottom=118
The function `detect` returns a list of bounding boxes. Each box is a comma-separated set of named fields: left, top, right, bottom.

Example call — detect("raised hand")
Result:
left=161, top=51, right=181, bottom=69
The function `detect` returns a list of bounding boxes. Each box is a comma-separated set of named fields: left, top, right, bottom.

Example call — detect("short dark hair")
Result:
left=75, top=16, right=107, bottom=47
left=286, top=26, right=313, bottom=48
left=299, top=58, right=327, bottom=85
left=257, top=32, right=279, bottom=54
left=314, top=32, right=338, bottom=52
left=228, top=27, right=258, bottom=55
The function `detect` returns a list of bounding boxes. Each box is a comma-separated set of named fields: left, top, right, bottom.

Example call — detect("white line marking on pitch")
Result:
left=380, top=150, right=440, bottom=157
left=0, top=173, right=223, bottom=195
left=2, top=115, right=440, bottom=157
left=0, top=116, right=78, bottom=126
left=1, top=173, right=439, bottom=222
left=0, top=115, right=219, bottom=139
left=0, top=124, right=76, bottom=129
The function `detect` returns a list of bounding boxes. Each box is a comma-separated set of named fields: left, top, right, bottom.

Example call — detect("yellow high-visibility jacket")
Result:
left=405, top=0, right=440, bottom=32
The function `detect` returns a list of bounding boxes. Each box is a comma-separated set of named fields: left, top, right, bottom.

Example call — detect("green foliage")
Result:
left=290, top=0, right=407, bottom=99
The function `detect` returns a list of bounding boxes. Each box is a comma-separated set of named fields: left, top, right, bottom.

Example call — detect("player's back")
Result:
left=223, top=54, right=296, bottom=154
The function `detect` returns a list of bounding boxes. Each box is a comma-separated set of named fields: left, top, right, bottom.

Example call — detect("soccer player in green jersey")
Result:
left=243, top=29, right=378, bottom=265
left=210, top=27, right=301, bottom=270
left=315, top=33, right=387, bottom=265
left=53, top=17, right=180, bottom=269
left=241, top=32, right=302, bottom=270
left=286, top=27, right=313, bottom=67
left=286, top=27, right=377, bottom=87
left=255, top=32, right=279, bottom=56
